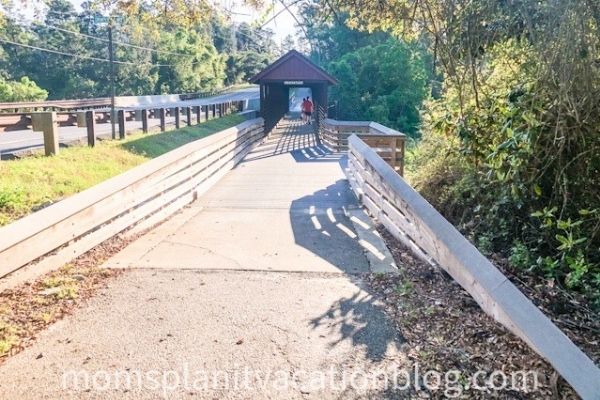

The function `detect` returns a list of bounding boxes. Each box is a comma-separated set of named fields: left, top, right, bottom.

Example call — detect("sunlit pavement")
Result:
left=0, top=118, right=405, bottom=399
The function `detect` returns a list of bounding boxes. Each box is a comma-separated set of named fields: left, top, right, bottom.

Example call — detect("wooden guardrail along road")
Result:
left=0, top=118, right=265, bottom=279
left=346, top=134, right=600, bottom=400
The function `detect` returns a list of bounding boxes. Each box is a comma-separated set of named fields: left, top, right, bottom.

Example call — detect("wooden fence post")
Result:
left=86, top=111, right=96, bottom=147
left=31, top=112, right=59, bottom=156
left=118, top=110, right=126, bottom=139
left=141, top=109, right=148, bottom=133
left=195, top=106, right=201, bottom=124
left=399, top=138, right=405, bottom=176
left=175, top=107, right=181, bottom=129
left=204, top=105, right=209, bottom=121
left=159, top=108, right=166, bottom=132
left=186, top=107, right=192, bottom=127
left=212, top=104, right=216, bottom=119
left=390, top=137, right=397, bottom=171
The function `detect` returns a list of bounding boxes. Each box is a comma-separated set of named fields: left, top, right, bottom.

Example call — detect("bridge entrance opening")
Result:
left=250, top=50, right=337, bottom=133
left=288, top=87, right=312, bottom=115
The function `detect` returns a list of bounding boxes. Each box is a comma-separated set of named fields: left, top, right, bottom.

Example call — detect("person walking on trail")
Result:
left=304, top=97, right=313, bottom=125
left=300, top=97, right=307, bottom=122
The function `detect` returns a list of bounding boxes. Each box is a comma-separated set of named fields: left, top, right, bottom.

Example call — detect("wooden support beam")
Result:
left=159, top=108, right=166, bottom=132
left=31, top=112, right=59, bottom=156
left=141, top=109, right=148, bottom=133
left=186, top=107, right=192, bottom=127
left=212, top=104, right=216, bottom=119
left=86, top=111, right=96, bottom=147
left=175, top=107, right=181, bottom=129
left=195, top=106, right=201, bottom=125
left=204, top=105, right=209, bottom=121
left=118, top=110, right=126, bottom=139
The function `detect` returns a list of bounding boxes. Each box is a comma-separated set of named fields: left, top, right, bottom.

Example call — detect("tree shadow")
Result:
left=277, top=117, right=405, bottom=363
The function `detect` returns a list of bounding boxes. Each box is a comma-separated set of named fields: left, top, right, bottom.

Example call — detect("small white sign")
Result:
left=283, top=81, right=304, bottom=85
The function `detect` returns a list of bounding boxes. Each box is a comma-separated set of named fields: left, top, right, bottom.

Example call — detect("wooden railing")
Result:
left=0, top=118, right=265, bottom=280
left=346, top=134, right=600, bottom=400
left=319, top=118, right=406, bottom=175
left=0, top=86, right=247, bottom=113
left=0, top=100, right=246, bottom=157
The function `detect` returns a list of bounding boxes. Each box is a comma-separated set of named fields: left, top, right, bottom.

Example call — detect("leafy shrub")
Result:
left=0, top=76, right=47, bottom=102
left=508, top=241, right=534, bottom=271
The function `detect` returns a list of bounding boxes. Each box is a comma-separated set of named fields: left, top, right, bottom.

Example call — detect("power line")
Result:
left=0, top=37, right=200, bottom=67
left=0, top=37, right=122, bottom=64
left=40, top=23, right=196, bottom=58
left=14, top=17, right=199, bottom=59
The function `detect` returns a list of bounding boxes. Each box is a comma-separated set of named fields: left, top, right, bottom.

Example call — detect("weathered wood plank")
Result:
left=85, top=111, right=96, bottom=147
left=347, top=134, right=600, bottom=400
left=0, top=118, right=265, bottom=277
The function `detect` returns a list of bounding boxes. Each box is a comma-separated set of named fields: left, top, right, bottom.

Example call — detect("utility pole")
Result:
left=231, top=22, right=237, bottom=55
left=108, top=24, right=116, bottom=140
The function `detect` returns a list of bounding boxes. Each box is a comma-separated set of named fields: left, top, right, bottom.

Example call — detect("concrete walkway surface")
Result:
left=0, top=118, right=403, bottom=399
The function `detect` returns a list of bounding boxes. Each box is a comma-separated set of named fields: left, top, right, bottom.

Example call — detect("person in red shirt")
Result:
left=304, top=97, right=313, bottom=125
left=300, top=97, right=307, bottom=122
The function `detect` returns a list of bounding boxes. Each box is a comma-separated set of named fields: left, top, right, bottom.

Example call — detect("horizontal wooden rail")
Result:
left=320, top=118, right=406, bottom=175
left=0, top=101, right=246, bottom=158
left=0, top=86, right=254, bottom=113
left=0, top=118, right=265, bottom=279
left=346, top=134, right=600, bottom=400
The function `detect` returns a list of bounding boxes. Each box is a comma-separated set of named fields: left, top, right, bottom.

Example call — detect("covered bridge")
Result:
left=250, top=50, right=338, bottom=133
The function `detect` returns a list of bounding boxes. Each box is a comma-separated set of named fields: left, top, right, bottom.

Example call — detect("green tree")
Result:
left=0, top=76, right=48, bottom=101
left=329, top=40, right=428, bottom=137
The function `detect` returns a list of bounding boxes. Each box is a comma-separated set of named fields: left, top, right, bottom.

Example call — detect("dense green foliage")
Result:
left=0, top=76, right=48, bottom=102
left=0, top=0, right=279, bottom=100
left=327, top=41, right=428, bottom=136
left=299, top=5, right=429, bottom=136
left=308, top=0, right=600, bottom=306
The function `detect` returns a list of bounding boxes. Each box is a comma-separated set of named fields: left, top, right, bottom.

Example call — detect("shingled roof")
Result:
left=250, top=50, right=338, bottom=85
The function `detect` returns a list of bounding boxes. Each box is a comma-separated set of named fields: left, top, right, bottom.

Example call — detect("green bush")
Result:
left=406, top=38, right=600, bottom=307
left=0, top=76, right=48, bottom=102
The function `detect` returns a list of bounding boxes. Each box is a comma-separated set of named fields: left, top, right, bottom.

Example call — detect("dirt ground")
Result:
left=371, top=227, right=599, bottom=399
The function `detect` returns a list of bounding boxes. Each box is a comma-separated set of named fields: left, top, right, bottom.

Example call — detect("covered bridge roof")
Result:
left=250, top=50, right=338, bottom=85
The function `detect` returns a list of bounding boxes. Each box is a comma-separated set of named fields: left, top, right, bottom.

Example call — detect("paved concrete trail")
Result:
left=0, top=118, right=404, bottom=399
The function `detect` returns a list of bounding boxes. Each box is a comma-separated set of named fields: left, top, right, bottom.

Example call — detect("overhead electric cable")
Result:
left=12, top=16, right=197, bottom=59
left=0, top=37, right=200, bottom=67
left=37, top=22, right=197, bottom=58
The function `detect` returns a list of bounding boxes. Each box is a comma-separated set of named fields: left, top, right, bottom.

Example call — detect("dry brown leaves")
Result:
left=0, top=233, right=139, bottom=362
left=368, top=227, right=588, bottom=399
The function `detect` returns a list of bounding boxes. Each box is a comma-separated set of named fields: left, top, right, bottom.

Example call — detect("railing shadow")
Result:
left=290, top=178, right=404, bottom=363
left=242, top=117, right=340, bottom=163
